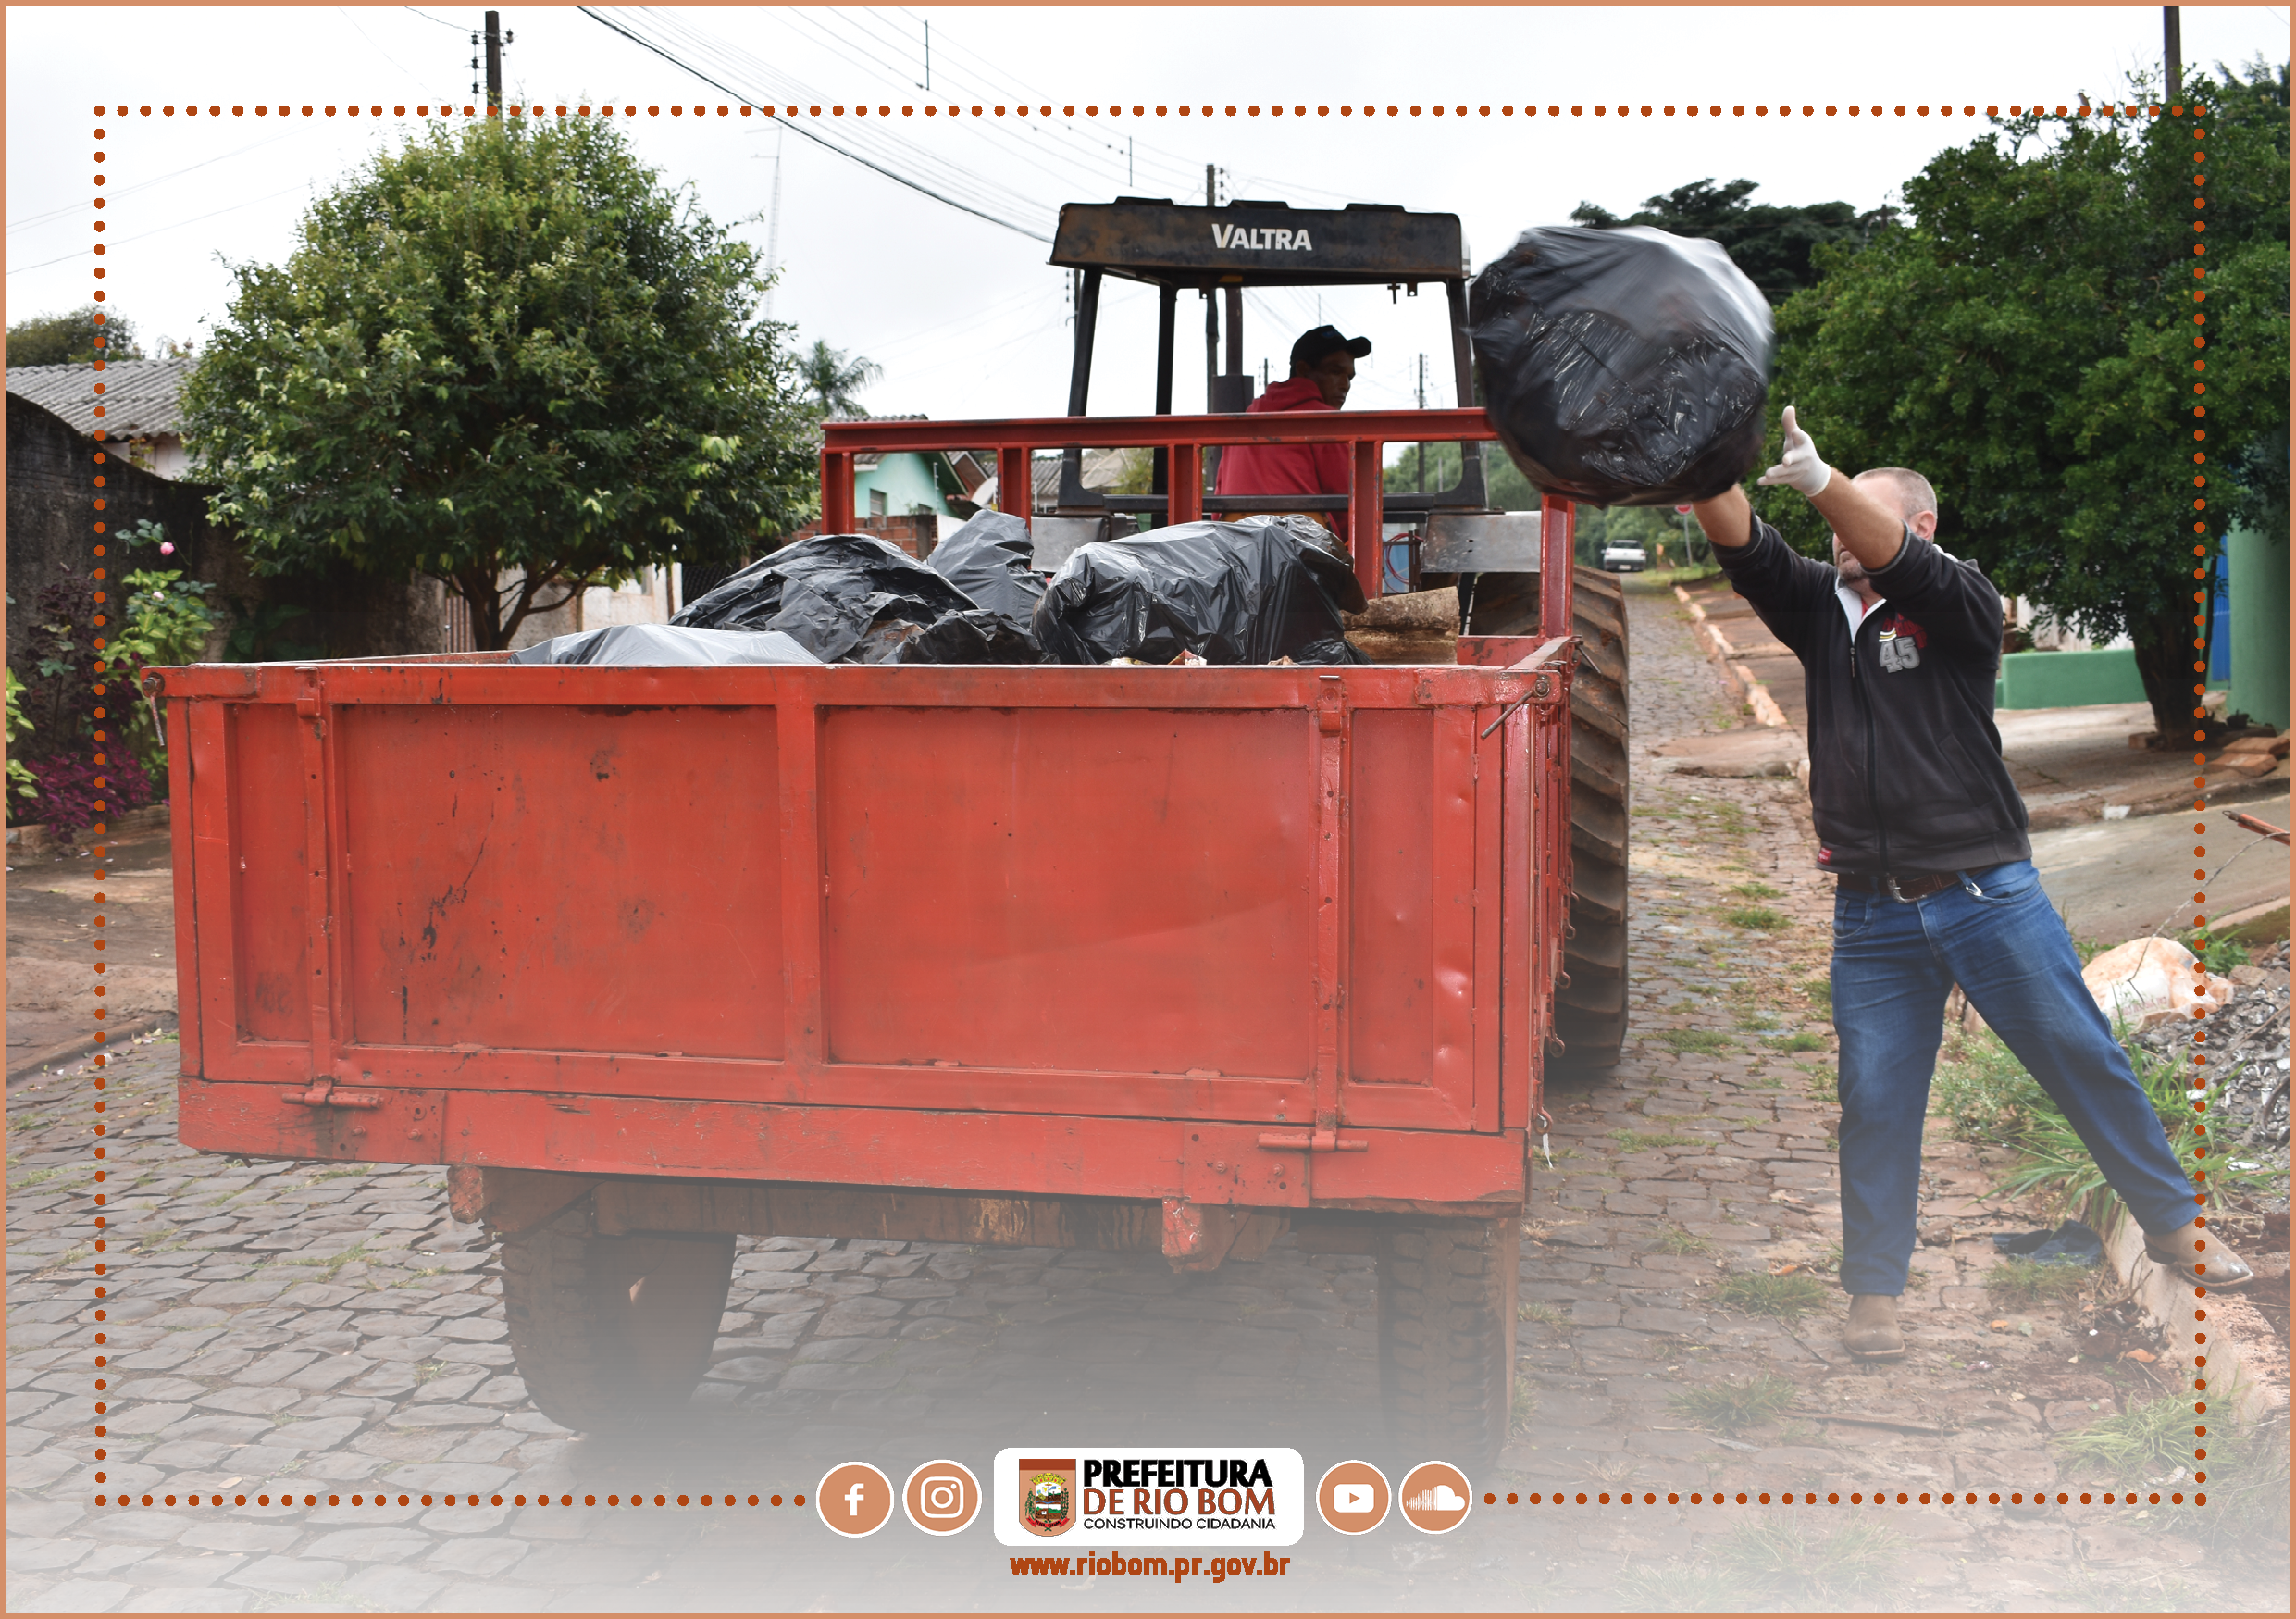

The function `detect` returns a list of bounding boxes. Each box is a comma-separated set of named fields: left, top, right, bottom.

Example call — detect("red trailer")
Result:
left=152, top=407, right=1602, bottom=1465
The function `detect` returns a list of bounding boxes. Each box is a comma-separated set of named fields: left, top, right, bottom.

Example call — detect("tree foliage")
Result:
left=800, top=341, right=883, bottom=419
left=1765, top=67, right=2288, bottom=736
left=5, top=304, right=143, bottom=367
left=1571, top=179, right=1894, bottom=305
left=180, top=117, right=819, bottom=650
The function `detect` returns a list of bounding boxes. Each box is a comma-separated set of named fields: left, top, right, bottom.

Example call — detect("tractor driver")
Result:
left=1213, top=325, right=1371, bottom=542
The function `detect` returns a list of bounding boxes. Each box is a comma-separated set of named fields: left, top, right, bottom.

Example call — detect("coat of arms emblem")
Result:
left=1019, top=1457, right=1076, bottom=1537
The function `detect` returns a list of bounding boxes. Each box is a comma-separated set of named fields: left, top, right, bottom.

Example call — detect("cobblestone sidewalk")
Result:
left=5, top=584, right=2284, bottom=1612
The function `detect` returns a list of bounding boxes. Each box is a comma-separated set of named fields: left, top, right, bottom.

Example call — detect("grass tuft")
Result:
left=1653, top=1224, right=1717, bottom=1256
left=1767, top=1031, right=1828, bottom=1052
left=1669, top=1372, right=1796, bottom=1432
left=1729, top=880, right=1784, bottom=899
left=1712, top=1270, right=1829, bottom=1322
left=1798, top=976, right=1832, bottom=1014
left=1984, top=1256, right=2091, bottom=1307
left=1655, top=1028, right=1735, bottom=1055
left=1612, top=1129, right=1698, bottom=1153
left=1722, top=905, right=1790, bottom=930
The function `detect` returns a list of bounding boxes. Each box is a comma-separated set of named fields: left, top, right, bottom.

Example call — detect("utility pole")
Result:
left=483, top=11, right=503, bottom=113
left=763, top=126, right=786, bottom=322
left=1415, top=354, right=1427, bottom=489
left=2164, top=6, right=2182, bottom=103
left=1206, top=163, right=1217, bottom=207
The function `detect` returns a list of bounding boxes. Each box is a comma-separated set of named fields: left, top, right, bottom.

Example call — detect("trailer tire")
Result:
left=1461, top=566, right=1631, bottom=1070
left=1558, top=565, right=1631, bottom=1069
left=499, top=1195, right=736, bottom=1437
left=1374, top=1216, right=1520, bottom=1469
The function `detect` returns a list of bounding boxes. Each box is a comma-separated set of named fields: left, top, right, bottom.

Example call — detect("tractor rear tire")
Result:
left=1462, top=566, right=1631, bottom=1069
left=500, top=1194, right=736, bottom=1437
left=1374, top=1216, right=1520, bottom=1468
left=1559, top=566, right=1631, bottom=1069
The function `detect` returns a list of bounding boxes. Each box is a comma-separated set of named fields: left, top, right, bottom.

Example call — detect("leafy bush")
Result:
left=25, top=749, right=155, bottom=837
left=4, top=669, right=36, bottom=823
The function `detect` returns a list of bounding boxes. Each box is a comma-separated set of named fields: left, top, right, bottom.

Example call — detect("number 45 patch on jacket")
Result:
left=1876, top=613, right=1928, bottom=673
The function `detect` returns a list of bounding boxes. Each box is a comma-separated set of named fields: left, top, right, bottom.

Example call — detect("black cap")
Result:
left=1290, top=325, right=1371, bottom=371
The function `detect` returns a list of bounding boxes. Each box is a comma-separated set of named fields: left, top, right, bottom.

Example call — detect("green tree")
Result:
left=800, top=341, right=882, bottom=418
left=5, top=304, right=143, bottom=366
left=1571, top=180, right=1895, bottom=305
left=180, top=117, right=818, bottom=650
left=1766, top=66, right=2288, bottom=739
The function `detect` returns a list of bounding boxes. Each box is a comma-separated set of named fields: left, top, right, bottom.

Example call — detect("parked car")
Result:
left=1601, top=542, right=1648, bottom=573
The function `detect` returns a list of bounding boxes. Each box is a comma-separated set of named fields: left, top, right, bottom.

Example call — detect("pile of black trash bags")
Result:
left=514, top=511, right=1367, bottom=668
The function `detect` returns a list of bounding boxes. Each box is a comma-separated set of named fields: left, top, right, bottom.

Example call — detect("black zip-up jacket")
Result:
left=1715, top=517, right=2029, bottom=877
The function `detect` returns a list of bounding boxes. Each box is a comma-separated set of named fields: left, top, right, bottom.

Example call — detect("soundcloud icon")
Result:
left=1314, top=1460, right=1391, bottom=1535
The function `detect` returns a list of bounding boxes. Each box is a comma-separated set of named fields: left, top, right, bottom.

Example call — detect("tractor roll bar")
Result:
left=820, top=407, right=1574, bottom=633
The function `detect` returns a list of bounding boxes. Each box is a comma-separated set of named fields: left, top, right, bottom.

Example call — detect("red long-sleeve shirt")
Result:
left=1212, top=376, right=1350, bottom=498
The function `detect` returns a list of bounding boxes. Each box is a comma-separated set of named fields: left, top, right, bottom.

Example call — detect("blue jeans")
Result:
left=1830, top=859, right=2198, bottom=1297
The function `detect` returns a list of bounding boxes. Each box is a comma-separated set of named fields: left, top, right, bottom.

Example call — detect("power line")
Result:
left=576, top=6, right=1052, bottom=243
left=8, top=133, right=298, bottom=233
left=7, top=182, right=316, bottom=276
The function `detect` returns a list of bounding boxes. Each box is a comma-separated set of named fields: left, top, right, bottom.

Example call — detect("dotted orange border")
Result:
left=104, top=98, right=2189, bottom=121
left=75, top=96, right=2223, bottom=1518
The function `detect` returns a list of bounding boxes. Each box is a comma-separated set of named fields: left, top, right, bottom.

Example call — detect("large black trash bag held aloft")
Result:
left=509, top=623, right=822, bottom=666
left=672, top=532, right=1035, bottom=664
left=926, top=510, right=1045, bottom=637
left=1035, top=515, right=1371, bottom=666
left=1469, top=225, right=1774, bottom=507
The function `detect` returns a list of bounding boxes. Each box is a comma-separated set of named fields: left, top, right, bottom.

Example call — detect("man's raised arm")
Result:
left=1687, top=406, right=1907, bottom=565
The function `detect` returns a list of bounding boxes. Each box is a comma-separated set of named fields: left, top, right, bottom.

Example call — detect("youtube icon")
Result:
left=1315, top=1460, right=1390, bottom=1535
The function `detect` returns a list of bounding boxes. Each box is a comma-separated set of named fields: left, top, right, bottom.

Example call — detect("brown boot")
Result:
left=2144, top=1218, right=2256, bottom=1290
left=1844, top=1294, right=1905, bottom=1360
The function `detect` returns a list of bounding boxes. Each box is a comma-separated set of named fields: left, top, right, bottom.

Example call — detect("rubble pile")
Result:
left=2134, top=939, right=2289, bottom=1169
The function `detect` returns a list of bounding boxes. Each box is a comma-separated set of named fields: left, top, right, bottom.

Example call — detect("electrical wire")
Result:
left=8, top=134, right=299, bottom=234
left=577, top=6, right=1053, bottom=243
left=6, top=182, right=316, bottom=277
left=400, top=5, right=469, bottom=32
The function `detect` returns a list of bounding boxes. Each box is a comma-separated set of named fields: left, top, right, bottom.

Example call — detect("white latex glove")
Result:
left=1756, top=405, right=1833, bottom=498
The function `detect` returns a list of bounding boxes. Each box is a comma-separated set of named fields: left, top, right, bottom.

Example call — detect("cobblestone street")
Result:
left=6, top=583, right=2285, bottom=1612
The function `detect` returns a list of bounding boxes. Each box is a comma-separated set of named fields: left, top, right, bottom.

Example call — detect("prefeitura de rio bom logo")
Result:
left=1021, top=1458, right=1076, bottom=1538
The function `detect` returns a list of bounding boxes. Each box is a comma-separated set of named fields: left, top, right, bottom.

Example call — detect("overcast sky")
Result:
left=7, top=5, right=2286, bottom=422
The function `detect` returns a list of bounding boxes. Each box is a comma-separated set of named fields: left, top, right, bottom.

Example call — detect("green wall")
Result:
left=1994, top=648, right=2149, bottom=710
left=2228, top=525, right=2290, bottom=729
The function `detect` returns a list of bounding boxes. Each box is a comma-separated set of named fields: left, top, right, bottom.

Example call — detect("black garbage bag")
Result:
left=926, top=510, right=1045, bottom=637
left=509, top=623, right=822, bottom=666
left=1035, top=515, right=1370, bottom=666
left=1990, top=1220, right=2104, bottom=1267
left=672, top=532, right=1035, bottom=664
left=1468, top=224, right=1773, bottom=507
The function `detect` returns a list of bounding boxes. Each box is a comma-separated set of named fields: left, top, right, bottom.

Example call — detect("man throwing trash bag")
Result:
left=1687, top=406, right=2251, bottom=1362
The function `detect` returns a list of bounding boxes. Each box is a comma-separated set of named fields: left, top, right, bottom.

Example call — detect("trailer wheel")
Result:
left=1374, top=1216, right=1520, bottom=1468
left=1558, top=565, right=1631, bottom=1069
left=1462, top=567, right=1632, bottom=1069
left=499, top=1195, right=736, bottom=1436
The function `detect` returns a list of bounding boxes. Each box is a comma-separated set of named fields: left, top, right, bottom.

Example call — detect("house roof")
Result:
left=6, top=357, right=192, bottom=441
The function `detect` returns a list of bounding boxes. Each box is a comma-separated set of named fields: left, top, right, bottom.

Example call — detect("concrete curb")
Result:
left=1678, top=585, right=1810, bottom=791
left=6, top=1013, right=176, bottom=1084
left=2095, top=1197, right=2285, bottom=1426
